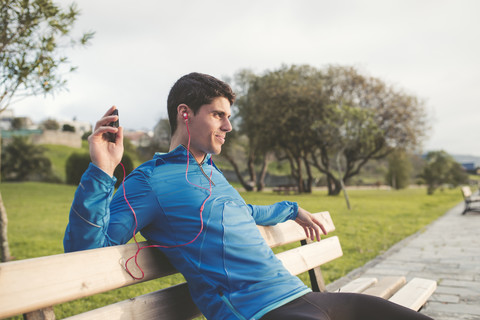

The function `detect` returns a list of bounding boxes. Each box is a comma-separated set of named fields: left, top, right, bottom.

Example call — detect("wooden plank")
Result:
left=258, top=212, right=335, bottom=248
left=64, top=283, right=201, bottom=320
left=301, top=239, right=326, bottom=292
left=362, top=276, right=406, bottom=299
left=389, top=278, right=437, bottom=311
left=339, top=277, right=378, bottom=293
left=461, top=186, right=472, bottom=198
left=276, top=236, right=343, bottom=276
left=0, top=243, right=176, bottom=319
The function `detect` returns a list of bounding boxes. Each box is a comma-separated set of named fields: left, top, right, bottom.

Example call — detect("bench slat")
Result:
left=258, top=212, right=335, bottom=248
left=276, top=236, right=343, bottom=275
left=64, top=283, right=201, bottom=320
left=389, top=278, right=437, bottom=311
left=461, top=186, right=473, bottom=198
left=362, top=276, right=406, bottom=299
left=0, top=243, right=175, bottom=319
left=339, top=277, right=378, bottom=293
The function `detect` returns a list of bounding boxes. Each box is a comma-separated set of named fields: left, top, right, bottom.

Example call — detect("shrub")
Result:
left=65, top=152, right=134, bottom=188
left=1, top=136, right=59, bottom=182
left=65, top=152, right=91, bottom=185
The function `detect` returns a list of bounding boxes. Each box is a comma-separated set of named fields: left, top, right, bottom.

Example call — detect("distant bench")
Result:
left=273, top=184, right=298, bottom=194
left=0, top=212, right=436, bottom=319
left=460, top=186, right=480, bottom=214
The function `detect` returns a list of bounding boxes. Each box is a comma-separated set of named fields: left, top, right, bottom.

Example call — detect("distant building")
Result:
left=123, top=130, right=153, bottom=147
left=0, top=109, right=14, bottom=130
left=462, top=162, right=476, bottom=172
left=57, top=119, right=92, bottom=135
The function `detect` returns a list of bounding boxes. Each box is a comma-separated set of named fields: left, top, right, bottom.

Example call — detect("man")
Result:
left=64, top=73, right=433, bottom=320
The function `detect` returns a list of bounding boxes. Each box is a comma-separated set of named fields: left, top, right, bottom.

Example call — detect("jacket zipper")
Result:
left=198, top=162, right=215, bottom=186
left=185, top=146, right=215, bottom=186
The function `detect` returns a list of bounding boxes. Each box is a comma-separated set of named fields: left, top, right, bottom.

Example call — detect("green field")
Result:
left=0, top=182, right=463, bottom=319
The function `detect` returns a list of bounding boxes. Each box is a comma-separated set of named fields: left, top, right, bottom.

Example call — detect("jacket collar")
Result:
left=153, top=144, right=212, bottom=165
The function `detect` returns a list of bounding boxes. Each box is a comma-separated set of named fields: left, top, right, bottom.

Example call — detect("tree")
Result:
left=41, top=118, right=60, bottom=130
left=62, top=123, right=75, bottom=132
left=0, top=0, right=93, bottom=262
left=421, top=151, right=469, bottom=195
left=385, top=149, right=412, bottom=189
left=232, top=65, right=322, bottom=193
left=308, top=65, right=427, bottom=195
left=11, top=116, right=30, bottom=129
left=0, top=0, right=94, bottom=111
left=225, top=69, right=266, bottom=191
left=232, top=64, right=428, bottom=196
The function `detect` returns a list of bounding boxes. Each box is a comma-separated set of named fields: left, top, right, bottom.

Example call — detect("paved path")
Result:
left=327, top=201, right=480, bottom=320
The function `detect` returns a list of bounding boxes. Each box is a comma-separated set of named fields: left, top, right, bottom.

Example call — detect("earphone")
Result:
left=122, top=109, right=212, bottom=280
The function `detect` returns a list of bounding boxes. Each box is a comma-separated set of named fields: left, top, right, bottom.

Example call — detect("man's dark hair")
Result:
left=167, top=72, right=236, bottom=134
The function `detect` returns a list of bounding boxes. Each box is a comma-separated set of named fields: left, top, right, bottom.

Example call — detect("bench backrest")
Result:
left=0, top=212, right=341, bottom=320
left=461, top=186, right=473, bottom=198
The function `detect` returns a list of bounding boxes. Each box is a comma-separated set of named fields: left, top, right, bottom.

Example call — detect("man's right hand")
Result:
left=88, top=106, right=124, bottom=177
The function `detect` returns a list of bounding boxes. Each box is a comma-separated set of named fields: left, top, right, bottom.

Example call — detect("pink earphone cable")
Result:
left=122, top=116, right=213, bottom=280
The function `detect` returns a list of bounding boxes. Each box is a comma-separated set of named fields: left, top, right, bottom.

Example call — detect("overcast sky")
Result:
left=12, top=0, right=480, bottom=157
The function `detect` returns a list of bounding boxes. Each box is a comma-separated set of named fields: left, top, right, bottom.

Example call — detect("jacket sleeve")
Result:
left=63, top=163, right=159, bottom=252
left=247, top=201, right=298, bottom=226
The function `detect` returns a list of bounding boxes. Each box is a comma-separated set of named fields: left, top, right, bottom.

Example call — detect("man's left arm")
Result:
left=248, top=202, right=327, bottom=241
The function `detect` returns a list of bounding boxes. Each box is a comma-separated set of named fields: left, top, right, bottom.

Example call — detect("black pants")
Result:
left=261, top=292, right=434, bottom=320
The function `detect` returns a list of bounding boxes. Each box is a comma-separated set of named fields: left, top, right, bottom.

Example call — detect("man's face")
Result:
left=187, top=97, right=232, bottom=162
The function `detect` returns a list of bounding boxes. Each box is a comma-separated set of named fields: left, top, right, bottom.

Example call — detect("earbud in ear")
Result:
left=183, top=112, right=188, bottom=120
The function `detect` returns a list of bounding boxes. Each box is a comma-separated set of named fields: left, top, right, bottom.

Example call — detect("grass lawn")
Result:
left=0, top=182, right=463, bottom=319
left=43, top=143, right=89, bottom=183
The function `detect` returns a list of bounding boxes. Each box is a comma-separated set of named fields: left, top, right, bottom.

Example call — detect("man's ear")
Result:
left=177, top=104, right=190, bottom=122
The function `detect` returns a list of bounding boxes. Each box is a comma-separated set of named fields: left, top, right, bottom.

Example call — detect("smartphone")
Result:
left=105, top=109, right=119, bottom=143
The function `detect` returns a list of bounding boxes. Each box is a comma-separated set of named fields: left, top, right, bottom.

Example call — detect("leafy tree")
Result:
left=41, top=118, right=60, bottom=130
left=421, top=150, right=469, bottom=195
left=232, top=64, right=428, bottom=195
left=62, top=123, right=75, bottom=132
left=0, top=0, right=94, bottom=111
left=308, top=65, right=427, bottom=195
left=228, top=69, right=277, bottom=191
left=220, top=129, right=256, bottom=191
left=0, top=0, right=93, bottom=262
left=232, top=65, right=322, bottom=192
left=1, top=135, right=57, bottom=181
left=11, top=117, right=29, bottom=129
left=385, top=149, right=412, bottom=189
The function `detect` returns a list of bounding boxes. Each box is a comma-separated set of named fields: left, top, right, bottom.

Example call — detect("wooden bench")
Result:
left=0, top=212, right=436, bottom=319
left=272, top=184, right=298, bottom=194
left=460, top=186, right=480, bottom=214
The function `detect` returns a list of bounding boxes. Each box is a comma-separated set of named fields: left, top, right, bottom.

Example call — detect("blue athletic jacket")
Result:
left=64, top=145, right=311, bottom=320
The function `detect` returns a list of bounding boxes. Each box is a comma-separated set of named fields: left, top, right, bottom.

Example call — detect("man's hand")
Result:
left=88, top=106, right=124, bottom=176
left=295, top=207, right=328, bottom=241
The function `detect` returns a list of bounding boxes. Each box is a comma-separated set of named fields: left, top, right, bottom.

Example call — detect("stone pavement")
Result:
left=326, top=201, right=480, bottom=320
